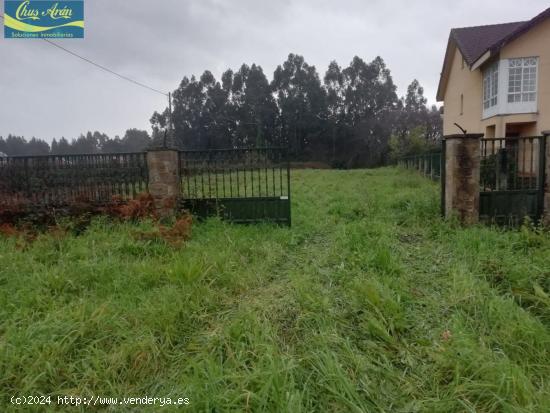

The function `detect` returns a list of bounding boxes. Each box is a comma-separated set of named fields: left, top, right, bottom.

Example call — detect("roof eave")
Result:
left=493, top=8, right=550, bottom=54
left=471, top=50, right=492, bottom=71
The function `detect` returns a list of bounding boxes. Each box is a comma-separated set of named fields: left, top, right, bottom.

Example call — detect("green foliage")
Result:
left=272, top=54, right=327, bottom=159
left=0, top=130, right=152, bottom=156
left=389, top=125, right=440, bottom=161
left=1, top=168, right=548, bottom=412
left=149, top=54, right=442, bottom=168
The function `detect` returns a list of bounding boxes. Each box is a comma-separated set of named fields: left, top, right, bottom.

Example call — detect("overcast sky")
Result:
left=0, top=0, right=547, bottom=142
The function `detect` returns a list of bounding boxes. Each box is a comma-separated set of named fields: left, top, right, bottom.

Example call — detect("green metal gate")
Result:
left=178, top=147, right=291, bottom=225
left=479, top=136, right=546, bottom=224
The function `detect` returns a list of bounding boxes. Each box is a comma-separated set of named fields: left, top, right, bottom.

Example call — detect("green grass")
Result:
left=1, top=167, right=549, bottom=412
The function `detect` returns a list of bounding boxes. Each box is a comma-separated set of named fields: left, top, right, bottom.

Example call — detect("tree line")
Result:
left=151, top=53, right=442, bottom=167
left=0, top=129, right=151, bottom=157
left=1, top=53, right=441, bottom=167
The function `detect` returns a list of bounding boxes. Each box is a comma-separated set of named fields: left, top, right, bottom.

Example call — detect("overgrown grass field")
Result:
left=1, top=168, right=549, bottom=412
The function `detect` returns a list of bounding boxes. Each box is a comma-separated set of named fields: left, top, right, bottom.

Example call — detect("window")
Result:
left=508, top=57, right=537, bottom=103
left=483, top=62, right=498, bottom=109
left=460, top=94, right=463, bottom=115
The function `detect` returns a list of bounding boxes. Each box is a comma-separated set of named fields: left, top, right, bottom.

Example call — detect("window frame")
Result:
left=507, top=57, right=537, bottom=104
left=482, top=61, right=499, bottom=110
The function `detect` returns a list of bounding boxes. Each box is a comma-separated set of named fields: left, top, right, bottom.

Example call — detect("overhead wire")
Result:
left=0, top=14, right=169, bottom=96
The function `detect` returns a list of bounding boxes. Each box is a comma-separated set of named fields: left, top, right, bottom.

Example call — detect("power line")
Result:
left=0, top=14, right=168, bottom=96
left=41, top=39, right=168, bottom=96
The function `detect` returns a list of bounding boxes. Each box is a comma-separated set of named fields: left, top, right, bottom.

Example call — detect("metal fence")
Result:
left=397, top=152, right=442, bottom=180
left=178, top=147, right=291, bottom=225
left=480, top=137, right=542, bottom=191
left=0, top=152, right=148, bottom=207
left=479, top=136, right=546, bottom=223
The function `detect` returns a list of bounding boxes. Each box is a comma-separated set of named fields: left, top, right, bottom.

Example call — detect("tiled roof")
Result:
left=436, top=7, right=550, bottom=101
left=451, top=22, right=525, bottom=66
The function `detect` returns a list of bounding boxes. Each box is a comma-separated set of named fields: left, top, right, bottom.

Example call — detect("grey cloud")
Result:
left=0, top=0, right=547, bottom=141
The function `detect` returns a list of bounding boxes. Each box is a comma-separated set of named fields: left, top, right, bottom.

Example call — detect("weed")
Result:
left=0, top=168, right=548, bottom=412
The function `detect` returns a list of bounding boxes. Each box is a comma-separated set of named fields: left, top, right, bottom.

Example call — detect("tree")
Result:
left=404, top=79, right=427, bottom=112
left=55, top=137, right=71, bottom=155
left=121, top=129, right=151, bottom=152
left=150, top=110, right=169, bottom=136
left=271, top=54, right=327, bottom=159
left=2, top=130, right=152, bottom=156
left=336, top=56, right=399, bottom=167
left=170, top=75, right=212, bottom=149
left=0, top=135, right=47, bottom=155
left=149, top=54, right=440, bottom=167
left=66, top=132, right=99, bottom=154
left=425, top=105, right=443, bottom=143
left=324, top=60, right=345, bottom=163
left=26, top=137, right=50, bottom=155
left=230, top=64, right=279, bottom=148
left=392, top=79, right=443, bottom=156
left=163, top=65, right=279, bottom=150
left=388, top=125, right=439, bottom=161
left=2, top=135, right=29, bottom=155
left=199, top=70, right=232, bottom=149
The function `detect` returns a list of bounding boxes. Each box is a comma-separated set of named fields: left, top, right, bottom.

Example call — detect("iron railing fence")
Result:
left=479, top=136, right=546, bottom=224
left=480, top=137, right=543, bottom=191
left=178, top=147, right=290, bottom=199
left=178, top=147, right=291, bottom=224
left=397, top=152, right=442, bottom=180
left=0, top=152, right=148, bottom=207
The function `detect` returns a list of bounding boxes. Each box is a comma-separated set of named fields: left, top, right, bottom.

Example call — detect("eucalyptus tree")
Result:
left=271, top=54, right=327, bottom=160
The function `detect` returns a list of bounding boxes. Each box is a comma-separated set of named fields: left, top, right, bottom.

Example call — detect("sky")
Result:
left=0, top=0, right=548, bottom=142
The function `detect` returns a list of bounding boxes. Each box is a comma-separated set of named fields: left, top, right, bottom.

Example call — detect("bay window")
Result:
left=507, top=57, right=537, bottom=103
left=481, top=57, right=538, bottom=119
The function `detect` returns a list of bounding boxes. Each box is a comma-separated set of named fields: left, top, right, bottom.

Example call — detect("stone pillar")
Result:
left=443, top=133, right=483, bottom=225
left=146, top=149, right=180, bottom=218
left=543, top=132, right=550, bottom=226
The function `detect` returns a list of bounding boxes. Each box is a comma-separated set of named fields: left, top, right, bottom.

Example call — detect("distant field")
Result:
left=1, top=168, right=549, bottom=412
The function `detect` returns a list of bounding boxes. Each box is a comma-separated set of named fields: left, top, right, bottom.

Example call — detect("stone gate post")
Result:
left=146, top=149, right=180, bottom=218
left=443, top=133, right=483, bottom=225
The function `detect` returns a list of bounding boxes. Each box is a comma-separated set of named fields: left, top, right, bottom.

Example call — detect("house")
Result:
left=437, top=7, right=550, bottom=138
